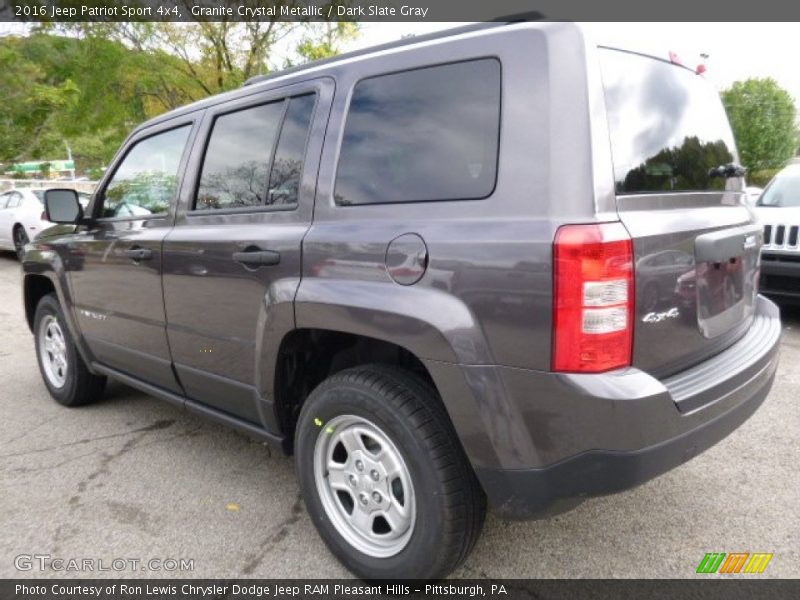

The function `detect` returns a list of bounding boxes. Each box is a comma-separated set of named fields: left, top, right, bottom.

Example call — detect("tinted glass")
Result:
left=266, top=94, right=315, bottom=207
left=757, top=170, right=800, bottom=207
left=102, top=126, right=190, bottom=218
left=600, top=49, right=736, bottom=194
left=196, top=101, right=284, bottom=210
left=32, top=190, right=44, bottom=202
left=335, top=59, right=501, bottom=206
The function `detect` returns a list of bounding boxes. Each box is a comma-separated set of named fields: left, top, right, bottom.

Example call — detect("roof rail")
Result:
left=243, top=17, right=541, bottom=87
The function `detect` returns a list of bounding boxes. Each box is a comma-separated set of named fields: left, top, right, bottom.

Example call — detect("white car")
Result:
left=0, top=188, right=91, bottom=260
left=744, top=186, right=763, bottom=205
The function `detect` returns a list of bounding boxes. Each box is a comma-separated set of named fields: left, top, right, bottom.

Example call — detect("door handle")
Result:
left=232, top=249, right=281, bottom=267
left=125, top=247, right=153, bottom=261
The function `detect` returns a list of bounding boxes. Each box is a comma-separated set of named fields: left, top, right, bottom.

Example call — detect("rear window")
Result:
left=599, top=48, right=736, bottom=195
left=334, top=58, right=501, bottom=206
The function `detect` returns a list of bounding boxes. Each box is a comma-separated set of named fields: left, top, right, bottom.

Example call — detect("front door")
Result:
left=67, top=121, right=197, bottom=393
left=162, top=79, right=332, bottom=423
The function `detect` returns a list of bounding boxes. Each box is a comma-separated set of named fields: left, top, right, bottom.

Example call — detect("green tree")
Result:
left=292, top=22, right=359, bottom=64
left=0, top=32, right=200, bottom=168
left=0, top=19, right=359, bottom=173
left=722, top=78, right=798, bottom=172
left=66, top=7, right=359, bottom=95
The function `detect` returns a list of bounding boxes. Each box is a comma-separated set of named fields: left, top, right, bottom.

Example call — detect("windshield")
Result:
left=757, top=172, right=800, bottom=207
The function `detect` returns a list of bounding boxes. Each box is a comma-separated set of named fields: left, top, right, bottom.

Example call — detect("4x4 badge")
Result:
left=642, top=307, right=679, bottom=323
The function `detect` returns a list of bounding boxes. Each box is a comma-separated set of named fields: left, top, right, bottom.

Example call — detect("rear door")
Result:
left=161, top=79, right=331, bottom=423
left=599, top=48, right=761, bottom=378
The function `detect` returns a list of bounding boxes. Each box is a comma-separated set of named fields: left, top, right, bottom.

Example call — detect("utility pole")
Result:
left=64, top=141, right=75, bottom=181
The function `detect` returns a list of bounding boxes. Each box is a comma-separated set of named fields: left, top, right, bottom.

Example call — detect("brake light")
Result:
left=553, top=222, right=634, bottom=373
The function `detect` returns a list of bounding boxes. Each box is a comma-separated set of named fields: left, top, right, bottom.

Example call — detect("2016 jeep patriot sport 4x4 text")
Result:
left=23, top=22, right=780, bottom=579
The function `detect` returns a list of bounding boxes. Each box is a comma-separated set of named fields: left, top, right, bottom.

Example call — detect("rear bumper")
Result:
left=452, top=295, right=781, bottom=519
left=760, top=254, right=800, bottom=301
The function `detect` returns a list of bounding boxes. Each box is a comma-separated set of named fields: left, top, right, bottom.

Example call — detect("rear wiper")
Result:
left=708, top=163, right=747, bottom=178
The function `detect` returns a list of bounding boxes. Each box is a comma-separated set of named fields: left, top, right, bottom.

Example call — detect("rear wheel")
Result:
left=34, top=294, right=106, bottom=407
left=13, top=225, right=28, bottom=260
left=295, top=365, right=485, bottom=579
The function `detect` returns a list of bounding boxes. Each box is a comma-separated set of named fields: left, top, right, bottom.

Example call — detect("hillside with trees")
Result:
left=0, top=22, right=357, bottom=177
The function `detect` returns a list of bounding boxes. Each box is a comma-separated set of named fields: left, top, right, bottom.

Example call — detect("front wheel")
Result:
left=34, top=293, right=106, bottom=407
left=295, top=365, right=485, bottom=579
left=13, top=225, right=28, bottom=261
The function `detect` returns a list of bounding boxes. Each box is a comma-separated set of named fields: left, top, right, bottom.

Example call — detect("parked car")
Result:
left=21, top=22, right=780, bottom=580
left=744, top=186, right=763, bottom=205
left=752, top=164, right=800, bottom=302
left=0, top=188, right=91, bottom=259
left=637, top=249, right=694, bottom=313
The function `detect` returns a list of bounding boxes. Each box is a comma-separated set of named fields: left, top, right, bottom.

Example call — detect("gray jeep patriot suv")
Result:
left=23, top=22, right=780, bottom=579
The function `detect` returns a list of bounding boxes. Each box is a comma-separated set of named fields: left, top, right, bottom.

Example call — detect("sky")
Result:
left=2, top=20, right=798, bottom=109
left=346, top=22, right=800, bottom=110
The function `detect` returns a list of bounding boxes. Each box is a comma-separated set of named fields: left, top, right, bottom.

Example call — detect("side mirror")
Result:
left=44, top=189, right=84, bottom=224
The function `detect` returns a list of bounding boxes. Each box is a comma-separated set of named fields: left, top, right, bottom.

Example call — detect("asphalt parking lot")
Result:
left=0, top=250, right=798, bottom=579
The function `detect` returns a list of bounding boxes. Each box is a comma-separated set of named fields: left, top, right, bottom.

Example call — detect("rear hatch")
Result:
left=599, top=48, right=761, bottom=378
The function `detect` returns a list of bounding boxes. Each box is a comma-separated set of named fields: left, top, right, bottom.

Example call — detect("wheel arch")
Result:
left=22, top=260, right=96, bottom=371
left=23, top=273, right=56, bottom=332
left=269, top=328, right=439, bottom=446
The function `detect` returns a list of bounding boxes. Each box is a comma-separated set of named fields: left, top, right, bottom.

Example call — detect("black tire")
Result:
left=33, top=293, right=106, bottom=407
left=13, top=225, right=28, bottom=261
left=295, top=364, right=486, bottom=580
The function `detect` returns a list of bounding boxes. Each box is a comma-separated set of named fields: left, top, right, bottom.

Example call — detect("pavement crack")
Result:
left=0, top=419, right=175, bottom=459
left=240, top=492, right=304, bottom=575
left=2, top=448, right=103, bottom=475
left=0, top=415, right=59, bottom=448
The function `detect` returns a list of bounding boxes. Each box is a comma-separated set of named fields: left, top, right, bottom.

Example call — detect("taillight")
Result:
left=41, top=211, right=48, bottom=221
left=553, top=222, right=634, bottom=373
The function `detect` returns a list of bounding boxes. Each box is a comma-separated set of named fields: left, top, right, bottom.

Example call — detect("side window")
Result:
left=6, top=192, right=22, bottom=208
left=101, top=125, right=190, bottom=219
left=196, top=102, right=284, bottom=210
left=335, top=58, right=501, bottom=206
left=0, top=193, right=9, bottom=209
left=195, top=94, right=315, bottom=211
left=267, top=94, right=316, bottom=207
